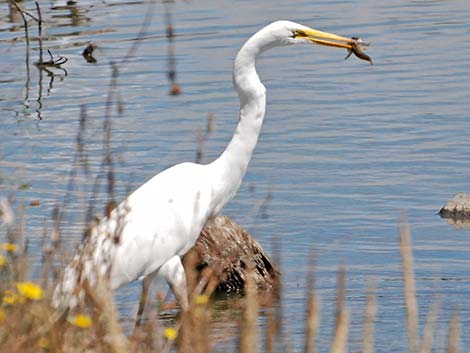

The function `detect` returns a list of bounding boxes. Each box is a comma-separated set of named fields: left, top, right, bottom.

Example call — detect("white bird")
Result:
left=53, top=20, right=364, bottom=320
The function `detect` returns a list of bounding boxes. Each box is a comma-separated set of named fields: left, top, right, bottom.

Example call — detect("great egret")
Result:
left=53, top=20, right=368, bottom=316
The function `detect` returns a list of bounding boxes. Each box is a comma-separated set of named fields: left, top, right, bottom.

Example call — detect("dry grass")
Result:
left=0, top=209, right=462, bottom=353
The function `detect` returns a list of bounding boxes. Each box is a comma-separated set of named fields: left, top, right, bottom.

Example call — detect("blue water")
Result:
left=1, top=0, right=470, bottom=352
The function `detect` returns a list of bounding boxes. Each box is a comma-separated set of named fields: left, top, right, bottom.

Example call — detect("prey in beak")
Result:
left=294, top=28, right=373, bottom=65
left=344, top=37, right=373, bottom=65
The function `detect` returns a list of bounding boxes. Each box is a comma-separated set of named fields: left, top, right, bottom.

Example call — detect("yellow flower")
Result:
left=195, top=294, right=209, bottom=305
left=164, top=327, right=178, bottom=340
left=16, top=282, right=44, bottom=301
left=0, top=255, right=6, bottom=267
left=2, top=290, right=23, bottom=305
left=38, top=337, right=50, bottom=349
left=0, top=309, right=5, bottom=323
left=70, top=314, right=92, bottom=329
left=2, top=243, right=17, bottom=252
left=2, top=294, right=15, bottom=305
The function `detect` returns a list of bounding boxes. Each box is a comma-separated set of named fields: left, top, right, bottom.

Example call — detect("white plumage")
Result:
left=53, top=21, right=359, bottom=312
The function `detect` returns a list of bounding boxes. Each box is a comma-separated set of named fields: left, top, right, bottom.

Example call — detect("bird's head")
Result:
left=263, top=20, right=355, bottom=49
left=235, top=21, right=371, bottom=85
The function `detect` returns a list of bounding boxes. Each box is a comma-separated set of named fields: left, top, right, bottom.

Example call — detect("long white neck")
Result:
left=208, top=31, right=269, bottom=213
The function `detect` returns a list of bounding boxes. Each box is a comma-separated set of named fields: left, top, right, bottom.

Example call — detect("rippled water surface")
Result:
left=1, top=0, right=470, bottom=351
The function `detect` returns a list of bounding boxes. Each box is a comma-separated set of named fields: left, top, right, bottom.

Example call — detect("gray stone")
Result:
left=439, top=193, right=470, bottom=219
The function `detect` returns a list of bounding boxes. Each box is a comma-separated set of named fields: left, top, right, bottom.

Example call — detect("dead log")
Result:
left=183, top=215, right=280, bottom=296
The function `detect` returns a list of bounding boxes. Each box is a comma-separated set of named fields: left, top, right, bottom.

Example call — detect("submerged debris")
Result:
left=345, top=37, right=373, bottom=65
left=82, top=43, right=97, bottom=63
left=36, top=49, right=68, bottom=68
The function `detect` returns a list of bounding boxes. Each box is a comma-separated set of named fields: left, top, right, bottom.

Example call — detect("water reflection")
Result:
left=9, top=1, right=70, bottom=120
left=8, top=1, right=24, bottom=26
left=50, top=1, right=91, bottom=28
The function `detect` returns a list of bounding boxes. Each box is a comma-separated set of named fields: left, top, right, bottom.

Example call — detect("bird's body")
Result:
left=53, top=21, right=366, bottom=312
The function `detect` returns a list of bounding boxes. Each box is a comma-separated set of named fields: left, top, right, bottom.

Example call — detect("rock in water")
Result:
left=439, top=193, right=470, bottom=228
left=439, top=193, right=470, bottom=218
left=184, top=215, right=280, bottom=296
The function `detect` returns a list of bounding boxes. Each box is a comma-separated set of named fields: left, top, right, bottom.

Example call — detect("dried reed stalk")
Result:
left=400, top=217, right=419, bottom=353
left=240, top=267, right=259, bottom=353
left=334, top=268, right=345, bottom=332
left=330, top=268, right=350, bottom=353
left=305, top=293, right=320, bottom=353
left=304, top=256, right=320, bottom=353
left=85, top=275, right=128, bottom=353
left=447, top=314, right=459, bottom=353
left=362, top=279, right=376, bottom=353
left=265, top=306, right=276, bottom=353
left=330, top=309, right=350, bottom=353
left=178, top=250, right=201, bottom=353
left=419, top=301, right=440, bottom=353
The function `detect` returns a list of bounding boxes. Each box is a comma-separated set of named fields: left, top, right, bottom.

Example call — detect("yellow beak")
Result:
left=296, top=28, right=354, bottom=49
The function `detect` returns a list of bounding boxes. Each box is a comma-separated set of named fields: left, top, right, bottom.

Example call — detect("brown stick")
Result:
left=34, top=2, right=43, bottom=64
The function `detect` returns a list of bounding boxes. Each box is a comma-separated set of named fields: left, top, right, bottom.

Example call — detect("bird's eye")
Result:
left=292, top=30, right=307, bottom=38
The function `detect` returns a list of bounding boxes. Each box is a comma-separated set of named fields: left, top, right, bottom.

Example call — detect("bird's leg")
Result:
left=134, top=272, right=156, bottom=328
left=159, top=255, right=189, bottom=311
left=159, top=256, right=189, bottom=353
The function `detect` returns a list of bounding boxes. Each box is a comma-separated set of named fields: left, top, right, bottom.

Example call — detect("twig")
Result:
left=9, top=0, right=31, bottom=109
left=86, top=64, right=119, bottom=225
left=35, top=2, right=43, bottom=64
left=9, top=1, right=30, bottom=64
left=165, top=1, right=181, bottom=95
left=195, top=113, right=215, bottom=163
left=120, top=0, right=156, bottom=64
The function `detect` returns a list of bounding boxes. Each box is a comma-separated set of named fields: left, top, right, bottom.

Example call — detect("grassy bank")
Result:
left=0, top=211, right=460, bottom=353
